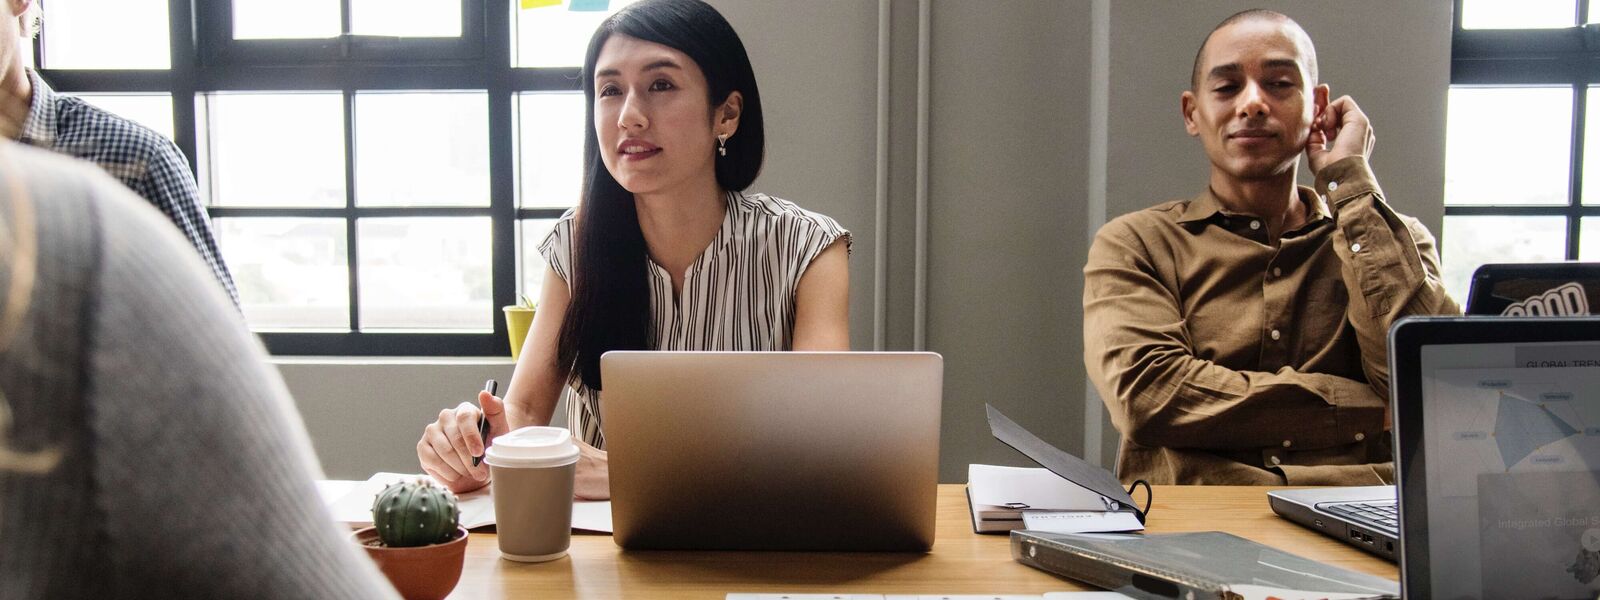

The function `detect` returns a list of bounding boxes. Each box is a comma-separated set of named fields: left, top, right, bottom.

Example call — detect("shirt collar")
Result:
left=1176, top=188, right=1227, bottom=224
left=19, top=69, right=59, bottom=147
left=1176, top=185, right=1333, bottom=228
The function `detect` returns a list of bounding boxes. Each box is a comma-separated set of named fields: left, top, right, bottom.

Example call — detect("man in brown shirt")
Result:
left=1083, top=10, right=1460, bottom=486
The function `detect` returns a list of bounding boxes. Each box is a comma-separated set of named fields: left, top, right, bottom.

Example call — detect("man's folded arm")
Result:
left=1084, top=222, right=1386, bottom=451
left=1320, top=157, right=1462, bottom=400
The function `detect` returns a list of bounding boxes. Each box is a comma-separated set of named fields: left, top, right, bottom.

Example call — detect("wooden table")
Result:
left=446, top=485, right=1396, bottom=599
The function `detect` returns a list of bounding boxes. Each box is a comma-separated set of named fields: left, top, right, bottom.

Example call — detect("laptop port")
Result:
left=1349, top=530, right=1362, bottom=540
left=1385, top=541, right=1394, bottom=552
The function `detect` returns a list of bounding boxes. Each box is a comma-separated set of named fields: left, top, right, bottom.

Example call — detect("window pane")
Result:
left=1442, top=216, right=1567, bottom=302
left=217, top=218, right=350, bottom=330
left=1580, top=218, right=1600, bottom=259
left=42, top=0, right=170, bottom=69
left=355, top=92, right=488, bottom=207
left=1462, top=0, right=1576, bottom=29
left=358, top=217, right=492, bottom=330
left=68, top=93, right=175, bottom=140
left=1445, top=87, right=1571, bottom=206
left=352, top=0, right=462, bottom=37
left=206, top=93, right=346, bottom=207
left=518, top=93, right=584, bottom=208
left=233, top=0, right=340, bottom=39
left=514, top=0, right=639, bottom=68
left=518, top=218, right=562, bottom=302
left=1582, top=88, right=1600, bottom=205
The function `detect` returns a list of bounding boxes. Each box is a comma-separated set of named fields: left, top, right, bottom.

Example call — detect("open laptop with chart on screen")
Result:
left=1273, top=317, right=1600, bottom=598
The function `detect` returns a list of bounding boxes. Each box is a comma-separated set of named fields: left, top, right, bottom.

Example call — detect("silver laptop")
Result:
left=1273, top=317, right=1600, bottom=599
left=599, top=351, right=943, bottom=551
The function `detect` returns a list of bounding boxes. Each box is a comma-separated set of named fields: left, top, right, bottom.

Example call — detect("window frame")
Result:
left=197, top=0, right=488, bottom=65
left=1450, top=0, right=1600, bottom=260
left=35, top=0, right=586, bottom=356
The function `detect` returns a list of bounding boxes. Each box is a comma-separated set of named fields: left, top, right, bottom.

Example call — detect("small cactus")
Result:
left=371, top=479, right=461, bottom=548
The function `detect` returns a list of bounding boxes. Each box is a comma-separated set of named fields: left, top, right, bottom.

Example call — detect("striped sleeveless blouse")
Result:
left=538, top=191, right=851, bottom=449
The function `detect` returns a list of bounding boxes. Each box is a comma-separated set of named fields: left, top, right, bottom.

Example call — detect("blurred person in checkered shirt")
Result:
left=0, top=0, right=238, bottom=306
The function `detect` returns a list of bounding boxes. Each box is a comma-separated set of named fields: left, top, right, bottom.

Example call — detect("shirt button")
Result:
left=1355, top=432, right=1367, bottom=442
left=1249, top=220, right=1261, bottom=230
left=1350, top=242, right=1362, bottom=253
left=1282, top=440, right=1293, bottom=448
left=1272, top=267, right=1282, bottom=278
left=1270, top=329, right=1281, bottom=341
left=1270, top=455, right=1282, bottom=466
left=1328, top=181, right=1339, bottom=192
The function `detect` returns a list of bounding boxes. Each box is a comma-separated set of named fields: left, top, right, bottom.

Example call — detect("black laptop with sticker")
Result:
left=1466, top=262, right=1600, bottom=316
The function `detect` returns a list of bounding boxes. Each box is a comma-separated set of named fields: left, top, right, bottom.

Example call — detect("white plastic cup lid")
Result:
left=483, top=426, right=579, bottom=469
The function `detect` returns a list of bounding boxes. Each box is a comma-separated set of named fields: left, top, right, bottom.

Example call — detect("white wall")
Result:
left=282, top=0, right=1453, bottom=482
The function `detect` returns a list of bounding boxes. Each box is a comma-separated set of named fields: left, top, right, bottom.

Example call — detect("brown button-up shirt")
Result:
left=1083, top=157, right=1461, bottom=485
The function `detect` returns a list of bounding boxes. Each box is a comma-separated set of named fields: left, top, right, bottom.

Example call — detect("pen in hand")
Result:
left=472, top=379, right=497, bottom=467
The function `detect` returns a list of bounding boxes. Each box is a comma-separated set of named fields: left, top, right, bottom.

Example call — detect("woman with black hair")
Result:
left=417, top=0, right=850, bottom=500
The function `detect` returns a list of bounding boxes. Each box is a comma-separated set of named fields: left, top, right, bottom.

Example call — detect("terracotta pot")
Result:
left=351, top=526, right=469, bottom=600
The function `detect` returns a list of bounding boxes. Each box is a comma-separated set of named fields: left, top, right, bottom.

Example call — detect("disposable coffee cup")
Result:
left=484, top=426, right=578, bottom=562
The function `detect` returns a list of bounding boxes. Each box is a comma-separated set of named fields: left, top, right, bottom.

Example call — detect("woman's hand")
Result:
left=417, top=390, right=509, bottom=494
left=574, top=440, right=610, bottom=500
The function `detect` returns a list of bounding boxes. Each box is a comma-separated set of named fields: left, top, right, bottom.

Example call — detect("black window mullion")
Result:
left=1572, top=84, right=1588, bottom=260
left=169, top=0, right=201, bottom=180
left=344, top=89, right=361, bottom=333
left=1444, top=205, right=1576, bottom=217
left=210, top=206, right=493, bottom=218
left=518, top=208, right=572, bottom=220
left=488, top=0, right=515, bottom=343
left=1585, top=0, right=1597, bottom=262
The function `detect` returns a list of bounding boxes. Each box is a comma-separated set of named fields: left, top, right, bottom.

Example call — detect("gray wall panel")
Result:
left=925, top=0, right=1092, bottom=481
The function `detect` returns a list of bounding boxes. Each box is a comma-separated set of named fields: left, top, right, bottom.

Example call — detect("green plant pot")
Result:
left=503, top=306, right=535, bottom=360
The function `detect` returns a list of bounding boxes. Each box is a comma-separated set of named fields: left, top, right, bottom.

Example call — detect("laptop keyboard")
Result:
left=1322, top=500, right=1399, bottom=535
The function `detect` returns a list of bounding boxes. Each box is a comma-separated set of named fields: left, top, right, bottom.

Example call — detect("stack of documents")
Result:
left=967, top=464, right=1143, bottom=534
left=317, top=472, right=613, bottom=533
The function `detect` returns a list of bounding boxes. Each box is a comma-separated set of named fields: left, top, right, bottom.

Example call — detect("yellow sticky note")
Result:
left=521, top=0, right=561, bottom=9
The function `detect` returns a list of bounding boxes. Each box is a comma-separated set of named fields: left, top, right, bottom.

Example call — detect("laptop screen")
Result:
left=1417, top=339, right=1600, bottom=599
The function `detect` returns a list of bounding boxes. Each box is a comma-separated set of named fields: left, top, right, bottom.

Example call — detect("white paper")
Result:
left=1021, top=510, right=1144, bottom=534
left=319, top=473, right=613, bottom=533
left=571, top=499, right=613, bottom=533
left=968, top=464, right=1114, bottom=511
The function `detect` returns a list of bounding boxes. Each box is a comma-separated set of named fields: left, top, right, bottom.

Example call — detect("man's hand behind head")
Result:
left=1307, top=95, right=1376, bottom=176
